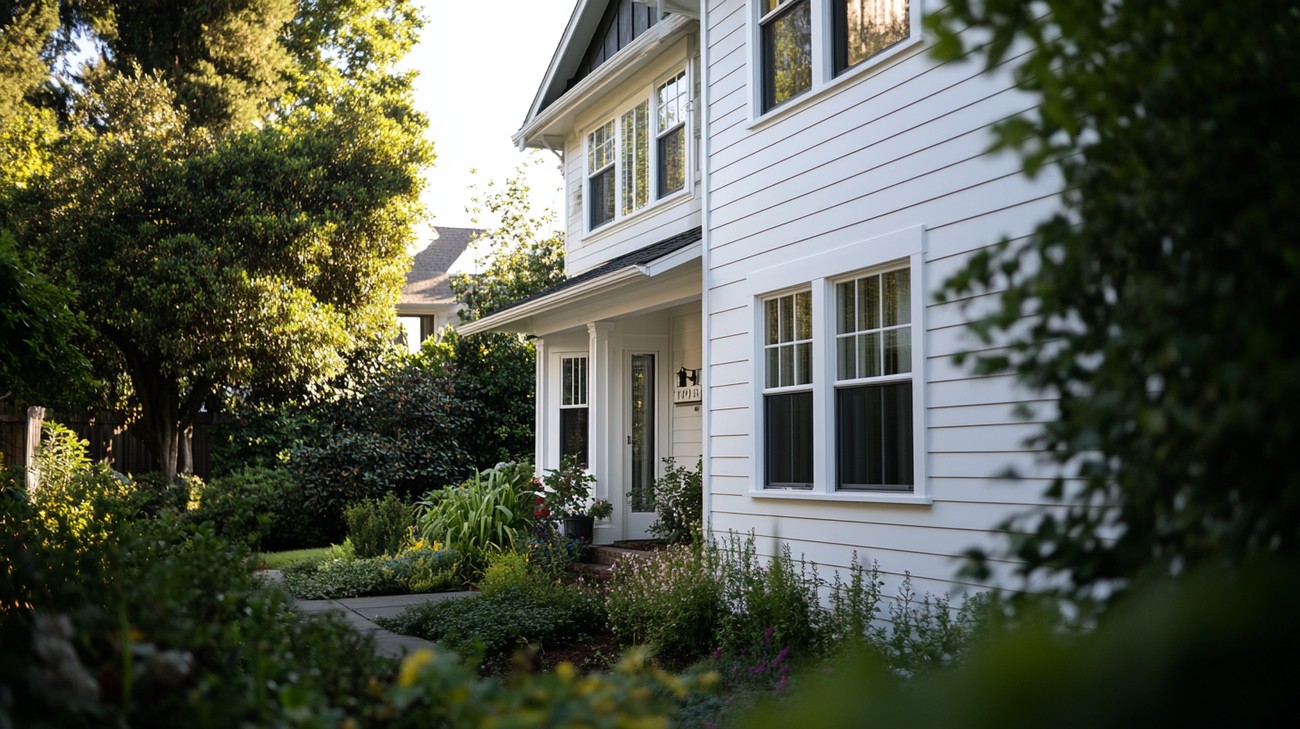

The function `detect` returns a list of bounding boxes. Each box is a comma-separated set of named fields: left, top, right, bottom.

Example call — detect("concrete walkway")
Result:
left=294, top=591, right=476, bottom=659
left=257, top=570, right=475, bottom=660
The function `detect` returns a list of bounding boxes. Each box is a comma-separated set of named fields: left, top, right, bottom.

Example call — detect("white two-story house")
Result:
left=464, top=0, right=1062, bottom=596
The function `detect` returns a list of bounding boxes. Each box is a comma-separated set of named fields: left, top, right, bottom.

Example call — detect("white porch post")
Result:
left=533, top=336, right=547, bottom=477
left=587, top=321, right=618, bottom=542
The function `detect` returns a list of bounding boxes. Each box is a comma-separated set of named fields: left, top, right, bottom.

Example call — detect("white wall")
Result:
left=702, top=0, right=1065, bottom=597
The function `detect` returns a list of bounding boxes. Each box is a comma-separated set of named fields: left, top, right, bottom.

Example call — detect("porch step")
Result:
left=567, top=542, right=663, bottom=582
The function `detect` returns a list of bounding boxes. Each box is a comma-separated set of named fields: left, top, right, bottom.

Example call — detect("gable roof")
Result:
left=520, top=0, right=700, bottom=145
left=399, top=226, right=479, bottom=308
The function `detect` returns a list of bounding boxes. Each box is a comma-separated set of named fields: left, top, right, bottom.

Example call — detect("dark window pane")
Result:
left=590, top=167, right=615, bottom=228
left=762, top=0, right=812, bottom=111
left=765, top=391, right=813, bottom=488
left=836, top=382, right=912, bottom=489
left=561, top=407, right=589, bottom=469
left=658, top=125, right=685, bottom=197
left=834, top=0, right=910, bottom=75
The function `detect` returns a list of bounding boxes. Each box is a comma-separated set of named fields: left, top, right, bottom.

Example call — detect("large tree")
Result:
left=4, top=0, right=430, bottom=480
left=929, top=2, right=1300, bottom=604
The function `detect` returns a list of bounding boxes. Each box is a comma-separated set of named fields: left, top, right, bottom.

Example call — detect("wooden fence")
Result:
left=1, top=402, right=225, bottom=480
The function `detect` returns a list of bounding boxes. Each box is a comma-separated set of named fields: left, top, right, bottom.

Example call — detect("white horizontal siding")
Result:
left=700, top=0, right=1064, bottom=593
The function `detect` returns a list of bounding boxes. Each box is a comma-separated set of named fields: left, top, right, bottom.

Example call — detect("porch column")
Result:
left=587, top=322, right=617, bottom=509
left=532, top=336, right=546, bottom=478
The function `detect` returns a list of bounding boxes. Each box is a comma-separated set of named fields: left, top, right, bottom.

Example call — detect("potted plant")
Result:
left=540, top=455, right=600, bottom=543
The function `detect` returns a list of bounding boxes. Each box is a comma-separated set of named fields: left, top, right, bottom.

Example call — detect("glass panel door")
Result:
left=629, top=353, right=656, bottom=513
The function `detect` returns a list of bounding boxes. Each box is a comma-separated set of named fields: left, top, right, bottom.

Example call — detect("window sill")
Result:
left=581, top=189, right=694, bottom=246
left=749, top=488, right=932, bottom=506
left=747, top=35, right=925, bottom=133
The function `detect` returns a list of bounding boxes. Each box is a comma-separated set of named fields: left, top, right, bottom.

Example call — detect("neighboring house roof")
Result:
left=399, top=226, right=479, bottom=311
left=459, top=226, right=702, bottom=335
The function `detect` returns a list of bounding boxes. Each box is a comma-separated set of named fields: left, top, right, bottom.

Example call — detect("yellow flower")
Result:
left=397, top=648, right=435, bottom=687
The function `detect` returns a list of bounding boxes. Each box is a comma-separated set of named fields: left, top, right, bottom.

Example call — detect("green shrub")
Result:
left=478, top=550, right=553, bottom=600
left=187, top=466, right=318, bottom=550
left=648, top=457, right=703, bottom=544
left=417, top=462, right=536, bottom=578
left=378, top=581, right=605, bottom=671
left=605, top=542, right=724, bottom=662
left=281, top=545, right=462, bottom=600
left=386, top=544, right=462, bottom=594
left=346, top=491, right=415, bottom=558
left=282, top=556, right=405, bottom=599
left=715, top=535, right=828, bottom=664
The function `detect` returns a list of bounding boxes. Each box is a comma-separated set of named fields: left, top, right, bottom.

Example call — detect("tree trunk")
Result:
left=179, top=425, right=193, bottom=475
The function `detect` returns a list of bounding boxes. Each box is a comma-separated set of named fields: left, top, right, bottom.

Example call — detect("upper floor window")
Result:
left=758, top=0, right=915, bottom=114
left=586, top=68, right=690, bottom=232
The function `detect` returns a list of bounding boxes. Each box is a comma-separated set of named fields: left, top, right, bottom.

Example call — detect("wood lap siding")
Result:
left=702, top=0, right=1066, bottom=593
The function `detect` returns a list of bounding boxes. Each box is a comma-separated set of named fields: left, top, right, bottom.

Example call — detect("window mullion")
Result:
left=812, top=278, right=832, bottom=493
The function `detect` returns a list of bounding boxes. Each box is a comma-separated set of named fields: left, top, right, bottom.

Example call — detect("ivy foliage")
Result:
left=928, top=2, right=1300, bottom=601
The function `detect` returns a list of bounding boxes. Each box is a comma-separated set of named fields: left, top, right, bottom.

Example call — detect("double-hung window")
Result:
left=560, top=355, right=589, bottom=468
left=763, top=290, right=814, bottom=488
left=834, top=267, right=913, bottom=489
left=752, top=226, right=925, bottom=500
left=586, top=68, right=690, bottom=231
left=758, top=0, right=916, bottom=114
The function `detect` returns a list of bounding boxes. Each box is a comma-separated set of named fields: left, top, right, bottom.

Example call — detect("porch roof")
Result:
left=458, top=226, right=702, bottom=336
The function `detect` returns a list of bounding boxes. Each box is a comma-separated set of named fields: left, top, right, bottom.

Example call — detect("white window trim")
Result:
left=748, top=0, right=925, bottom=125
left=748, top=225, right=930, bottom=504
left=583, top=65, right=693, bottom=236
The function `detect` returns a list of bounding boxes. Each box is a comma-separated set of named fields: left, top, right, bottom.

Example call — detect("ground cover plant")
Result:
left=377, top=551, right=606, bottom=673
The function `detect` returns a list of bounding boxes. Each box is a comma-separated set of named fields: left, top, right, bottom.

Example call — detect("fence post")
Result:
left=25, top=406, right=44, bottom=491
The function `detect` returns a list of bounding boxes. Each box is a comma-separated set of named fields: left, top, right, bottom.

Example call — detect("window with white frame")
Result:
left=762, top=289, right=814, bottom=488
left=834, top=266, right=913, bottom=489
left=750, top=227, right=925, bottom=499
left=758, top=0, right=916, bottom=113
left=585, top=68, right=690, bottom=231
left=560, top=355, right=589, bottom=468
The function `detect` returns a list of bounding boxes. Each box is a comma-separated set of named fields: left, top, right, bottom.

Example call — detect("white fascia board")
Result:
left=514, top=13, right=695, bottom=151
left=635, top=241, right=701, bottom=277
left=457, top=267, right=644, bottom=335
left=518, top=0, right=592, bottom=142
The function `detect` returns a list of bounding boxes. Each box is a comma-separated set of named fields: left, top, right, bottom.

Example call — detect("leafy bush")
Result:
left=378, top=581, right=605, bottom=671
left=478, top=550, right=554, bottom=601
left=186, top=466, right=319, bottom=550
left=281, top=543, right=462, bottom=600
left=605, top=542, right=724, bottom=662
left=417, top=462, right=536, bottom=578
left=385, top=544, right=461, bottom=594
left=346, top=491, right=415, bottom=558
left=214, top=348, right=519, bottom=544
left=2, top=478, right=396, bottom=728
left=648, top=457, right=703, bottom=544
left=715, top=535, right=828, bottom=663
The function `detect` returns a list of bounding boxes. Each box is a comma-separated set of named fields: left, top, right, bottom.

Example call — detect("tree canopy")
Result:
left=452, top=158, right=566, bottom=321
left=1, top=0, right=431, bottom=480
left=929, top=1, right=1300, bottom=604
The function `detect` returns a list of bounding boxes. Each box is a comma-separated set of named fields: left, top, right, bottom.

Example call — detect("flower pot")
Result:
left=563, top=515, right=594, bottom=543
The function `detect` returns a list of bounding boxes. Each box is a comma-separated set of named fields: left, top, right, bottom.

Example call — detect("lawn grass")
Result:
left=256, top=546, right=334, bottom=570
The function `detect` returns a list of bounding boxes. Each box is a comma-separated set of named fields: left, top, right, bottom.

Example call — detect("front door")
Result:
left=624, top=352, right=657, bottom=539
